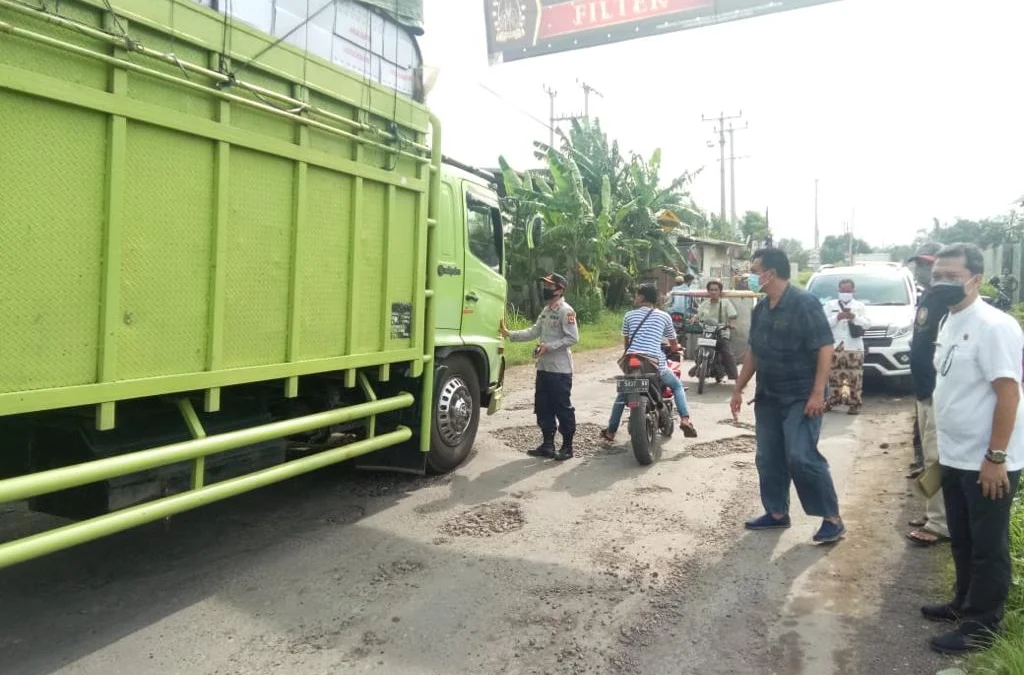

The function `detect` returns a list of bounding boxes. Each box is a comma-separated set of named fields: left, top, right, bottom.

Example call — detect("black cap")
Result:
left=905, top=242, right=942, bottom=264
left=540, top=273, right=567, bottom=289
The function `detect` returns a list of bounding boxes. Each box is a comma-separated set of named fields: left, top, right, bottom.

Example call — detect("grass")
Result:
left=503, top=310, right=623, bottom=367
left=964, top=497, right=1024, bottom=674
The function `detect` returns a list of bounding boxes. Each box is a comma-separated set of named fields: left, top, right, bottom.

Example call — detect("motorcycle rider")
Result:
left=664, top=273, right=695, bottom=315
left=600, top=284, right=697, bottom=442
left=689, top=280, right=739, bottom=381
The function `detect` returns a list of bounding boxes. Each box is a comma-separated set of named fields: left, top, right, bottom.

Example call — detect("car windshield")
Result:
left=806, top=273, right=910, bottom=306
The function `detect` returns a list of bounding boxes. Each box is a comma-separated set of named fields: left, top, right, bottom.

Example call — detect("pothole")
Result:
left=632, top=485, right=673, bottom=495
left=718, top=418, right=756, bottom=431
left=678, top=434, right=756, bottom=459
left=491, top=423, right=609, bottom=457
left=440, top=501, right=525, bottom=537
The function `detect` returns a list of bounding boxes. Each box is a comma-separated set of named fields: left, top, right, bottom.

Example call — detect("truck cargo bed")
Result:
left=0, top=0, right=436, bottom=420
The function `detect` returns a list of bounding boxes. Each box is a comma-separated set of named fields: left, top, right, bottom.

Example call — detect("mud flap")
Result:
left=353, top=364, right=447, bottom=475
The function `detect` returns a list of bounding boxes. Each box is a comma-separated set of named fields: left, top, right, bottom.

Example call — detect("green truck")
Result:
left=0, top=0, right=507, bottom=568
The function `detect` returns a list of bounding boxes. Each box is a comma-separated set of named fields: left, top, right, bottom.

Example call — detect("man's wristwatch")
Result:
left=985, top=450, right=1008, bottom=464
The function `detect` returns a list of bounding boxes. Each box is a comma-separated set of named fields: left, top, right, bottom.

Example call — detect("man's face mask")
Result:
left=541, top=287, right=557, bottom=301
left=838, top=291, right=854, bottom=303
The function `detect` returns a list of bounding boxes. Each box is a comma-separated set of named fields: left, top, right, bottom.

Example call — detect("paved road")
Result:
left=0, top=349, right=953, bottom=674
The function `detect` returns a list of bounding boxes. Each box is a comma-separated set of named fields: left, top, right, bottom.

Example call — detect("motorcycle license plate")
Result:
left=617, top=378, right=649, bottom=393
left=697, top=337, right=718, bottom=347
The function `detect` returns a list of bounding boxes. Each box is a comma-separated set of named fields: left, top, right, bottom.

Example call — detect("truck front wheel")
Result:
left=427, top=356, right=481, bottom=473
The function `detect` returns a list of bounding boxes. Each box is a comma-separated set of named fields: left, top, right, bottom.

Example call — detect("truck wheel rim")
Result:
left=438, top=377, right=473, bottom=445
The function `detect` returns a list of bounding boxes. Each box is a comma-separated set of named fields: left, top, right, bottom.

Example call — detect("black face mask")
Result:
left=541, top=288, right=557, bottom=301
left=930, top=281, right=966, bottom=307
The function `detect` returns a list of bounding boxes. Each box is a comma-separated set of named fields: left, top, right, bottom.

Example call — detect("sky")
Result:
left=417, top=0, right=1024, bottom=250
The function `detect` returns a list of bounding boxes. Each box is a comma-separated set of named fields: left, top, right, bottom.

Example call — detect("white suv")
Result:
left=805, top=264, right=917, bottom=384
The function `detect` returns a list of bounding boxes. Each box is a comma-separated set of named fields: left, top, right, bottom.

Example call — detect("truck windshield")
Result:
left=807, top=273, right=910, bottom=306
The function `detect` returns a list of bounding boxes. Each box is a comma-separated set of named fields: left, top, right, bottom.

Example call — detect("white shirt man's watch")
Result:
left=985, top=450, right=1008, bottom=464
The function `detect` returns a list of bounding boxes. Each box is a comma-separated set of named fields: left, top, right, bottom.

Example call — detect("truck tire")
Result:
left=427, top=356, right=481, bottom=473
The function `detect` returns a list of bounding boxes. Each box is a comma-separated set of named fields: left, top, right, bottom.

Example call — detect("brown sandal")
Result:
left=906, top=530, right=949, bottom=547
left=680, top=420, right=698, bottom=438
left=599, top=429, right=615, bottom=442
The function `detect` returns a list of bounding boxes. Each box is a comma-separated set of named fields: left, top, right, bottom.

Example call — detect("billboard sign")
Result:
left=485, top=0, right=843, bottom=63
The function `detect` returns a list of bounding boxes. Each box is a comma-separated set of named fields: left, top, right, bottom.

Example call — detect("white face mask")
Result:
left=838, top=292, right=854, bottom=303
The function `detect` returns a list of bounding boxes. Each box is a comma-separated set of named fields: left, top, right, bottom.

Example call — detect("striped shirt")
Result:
left=622, top=307, right=676, bottom=368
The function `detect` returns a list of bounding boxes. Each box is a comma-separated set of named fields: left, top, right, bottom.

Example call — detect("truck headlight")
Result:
left=887, top=324, right=913, bottom=339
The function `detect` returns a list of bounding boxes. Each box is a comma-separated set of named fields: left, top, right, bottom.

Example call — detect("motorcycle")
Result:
left=670, top=312, right=687, bottom=359
left=694, top=324, right=727, bottom=395
left=616, top=346, right=682, bottom=465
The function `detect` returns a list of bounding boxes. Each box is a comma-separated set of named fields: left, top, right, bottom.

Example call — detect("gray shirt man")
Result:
left=509, top=299, right=579, bottom=373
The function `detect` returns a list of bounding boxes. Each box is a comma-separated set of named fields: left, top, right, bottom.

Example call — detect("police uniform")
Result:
left=908, top=286, right=951, bottom=539
left=508, top=274, right=579, bottom=458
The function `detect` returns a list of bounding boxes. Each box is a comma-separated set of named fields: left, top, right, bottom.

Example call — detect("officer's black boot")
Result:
left=555, top=432, right=574, bottom=461
left=528, top=431, right=556, bottom=458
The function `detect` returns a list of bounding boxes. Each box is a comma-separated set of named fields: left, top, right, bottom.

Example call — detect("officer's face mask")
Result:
left=541, top=287, right=557, bottom=301
left=838, top=292, right=854, bottom=303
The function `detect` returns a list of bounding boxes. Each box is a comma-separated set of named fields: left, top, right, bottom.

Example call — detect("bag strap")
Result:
left=624, top=308, right=655, bottom=354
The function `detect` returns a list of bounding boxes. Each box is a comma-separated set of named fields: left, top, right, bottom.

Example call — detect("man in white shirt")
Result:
left=823, top=278, right=870, bottom=414
left=922, top=243, right=1024, bottom=655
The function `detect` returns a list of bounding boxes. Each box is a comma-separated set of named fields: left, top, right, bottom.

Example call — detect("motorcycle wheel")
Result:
left=697, top=352, right=710, bottom=395
left=629, top=399, right=657, bottom=466
left=659, top=400, right=675, bottom=437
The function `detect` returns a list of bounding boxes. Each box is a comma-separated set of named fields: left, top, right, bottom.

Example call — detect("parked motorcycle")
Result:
left=694, top=324, right=728, bottom=395
left=616, top=347, right=681, bottom=465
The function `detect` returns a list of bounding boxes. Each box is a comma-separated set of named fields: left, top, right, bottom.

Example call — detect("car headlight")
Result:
left=887, top=324, right=913, bottom=339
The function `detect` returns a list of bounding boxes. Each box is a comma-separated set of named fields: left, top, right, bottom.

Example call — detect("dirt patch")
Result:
left=718, top=418, right=757, bottom=431
left=672, top=435, right=756, bottom=459
left=335, top=471, right=452, bottom=499
left=370, top=559, right=425, bottom=586
left=440, top=500, right=525, bottom=538
left=632, top=485, right=673, bottom=495
left=491, top=423, right=612, bottom=458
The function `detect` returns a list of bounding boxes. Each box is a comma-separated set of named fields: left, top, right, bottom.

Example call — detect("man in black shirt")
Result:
left=906, top=243, right=950, bottom=546
left=731, top=249, right=845, bottom=543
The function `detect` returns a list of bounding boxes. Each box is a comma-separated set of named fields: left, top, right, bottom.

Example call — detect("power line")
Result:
left=702, top=111, right=743, bottom=238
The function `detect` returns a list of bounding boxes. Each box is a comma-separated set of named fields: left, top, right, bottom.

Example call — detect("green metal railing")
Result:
left=0, top=393, right=413, bottom=569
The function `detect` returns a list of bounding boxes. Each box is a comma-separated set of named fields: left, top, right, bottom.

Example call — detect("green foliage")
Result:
left=1010, top=303, right=1024, bottom=329
left=500, top=118, right=700, bottom=315
left=738, top=211, right=772, bottom=246
left=795, top=268, right=813, bottom=288
left=820, top=233, right=874, bottom=265
left=778, top=237, right=810, bottom=268
left=919, top=215, right=1021, bottom=250
left=503, top=311, right=623, bottom=367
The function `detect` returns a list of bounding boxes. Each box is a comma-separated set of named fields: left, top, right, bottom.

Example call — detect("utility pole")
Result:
left=542, top=84, right=557, bottom=148
left=849, top=207, right=856, bottom=265
left=813, top=178, right=820, bottom=252
left=577, top=79, right=603, bottom=120
left=702, top=111, right=743, bottom=237
left=727, top=121, right=748, bottom=229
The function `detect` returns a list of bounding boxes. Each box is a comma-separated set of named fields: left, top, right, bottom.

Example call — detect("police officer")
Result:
left=906, top=242, right=951, bottom=547
left=501, top=273, right=579, bottom=460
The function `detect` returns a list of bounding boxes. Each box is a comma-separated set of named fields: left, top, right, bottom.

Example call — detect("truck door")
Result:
left=434, top=180, right=466, bottom=332
left=461, top=186, right=506, bottom=385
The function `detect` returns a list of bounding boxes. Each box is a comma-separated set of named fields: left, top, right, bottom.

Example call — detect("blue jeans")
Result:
left=754, top=395, right=840, bottom=519
left=607, top=368, right=689, bottom=432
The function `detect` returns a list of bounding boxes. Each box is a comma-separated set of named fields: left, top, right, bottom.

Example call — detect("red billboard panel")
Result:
left=485, top=0, right=843, bottom=63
